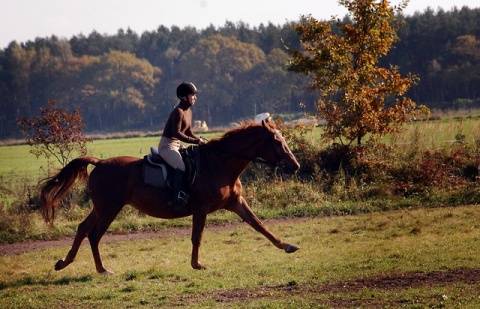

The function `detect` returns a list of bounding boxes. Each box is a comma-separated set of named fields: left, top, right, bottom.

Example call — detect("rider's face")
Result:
left=187, top=93, right=197, bottom=105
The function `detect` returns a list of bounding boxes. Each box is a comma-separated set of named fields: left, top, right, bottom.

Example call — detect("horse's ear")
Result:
left=262, top=117, right=272, bottom=127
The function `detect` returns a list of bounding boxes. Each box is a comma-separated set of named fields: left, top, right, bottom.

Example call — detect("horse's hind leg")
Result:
left=226, top=196, right=299, bottom=253
left=87, top=203, right=123, bottom=274
left=55, top=211, right=98, bottom=271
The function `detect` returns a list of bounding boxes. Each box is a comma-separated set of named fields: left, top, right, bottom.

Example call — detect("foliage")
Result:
left=177, top=34, right=268, bottom=123
left=393, top=7, right=480, bottom=108
left=1, top=8, right=480, bottom=139
left=16, top=99, right=91, bottom=168
left=79, top=51, right=161, bottom=129
left=288, top=0, right=429, bottom=146
left=348, top=142, right=480, bottom=197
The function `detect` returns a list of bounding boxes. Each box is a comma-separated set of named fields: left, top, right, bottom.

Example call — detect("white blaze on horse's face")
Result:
left=272, top=129, right=300, bottom=172
left=274, top=130, right=292, bottom=155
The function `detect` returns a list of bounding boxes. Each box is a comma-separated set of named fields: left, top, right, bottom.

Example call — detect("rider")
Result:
left=158, top=82, right=206, bottom=211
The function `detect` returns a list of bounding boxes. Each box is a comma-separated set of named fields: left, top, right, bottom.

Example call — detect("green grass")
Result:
left=87, top=135, right=159, bottom=159
left=0, top=132, right=222, bottom=181
left=0, top=117, right=479, bottom=306
left=0, top=143, right=47, bottom=182
left=1, top=118, right=479, bottom=242
left=1, top=118, right=478, bottom=183
left=1, top=205, right=480, bottom=308
left=382, top=117, right=480, bottom=149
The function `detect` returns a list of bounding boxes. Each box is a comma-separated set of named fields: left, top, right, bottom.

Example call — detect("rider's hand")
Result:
left=198, top=138, right=206, bottom=145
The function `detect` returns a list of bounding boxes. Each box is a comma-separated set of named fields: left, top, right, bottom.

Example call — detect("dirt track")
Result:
left=186, top=268, right=480, bottom=307
left=0, top=219, right=250, bottom=256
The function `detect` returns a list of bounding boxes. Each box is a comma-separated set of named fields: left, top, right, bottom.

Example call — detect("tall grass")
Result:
left=384, top=117, right=480, bottom=149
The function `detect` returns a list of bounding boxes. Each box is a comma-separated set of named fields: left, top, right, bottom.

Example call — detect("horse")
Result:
left=40, top=118, right=300, bottom=274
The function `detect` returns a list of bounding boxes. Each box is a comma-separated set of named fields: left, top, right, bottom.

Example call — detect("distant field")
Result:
left=0, top=133, right=220, bottom=183
left=381, top=117, right=480, bottom=147
left=0, top=117, right=478, bottom=185
left=0, top=137, right=159, bottom=183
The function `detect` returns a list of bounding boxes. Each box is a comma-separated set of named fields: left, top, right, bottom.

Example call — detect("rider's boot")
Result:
left=173, top=168, right=188, bottom=211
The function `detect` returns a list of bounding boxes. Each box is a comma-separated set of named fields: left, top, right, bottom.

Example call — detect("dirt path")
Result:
left=0, top=227, right=189, bottom=256
left=186, top=268, right=480, bottom=307
left=0, top=218, right=297, bottom=256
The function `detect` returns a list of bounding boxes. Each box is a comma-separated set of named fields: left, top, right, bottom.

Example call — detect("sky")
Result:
left=1, top=0, right=479, bottom=49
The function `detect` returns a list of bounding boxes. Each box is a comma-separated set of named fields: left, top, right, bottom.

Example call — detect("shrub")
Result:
left=16, top=98, right=91, bottom=170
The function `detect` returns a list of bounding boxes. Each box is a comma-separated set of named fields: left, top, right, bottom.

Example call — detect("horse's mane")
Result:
left=207, top=120, right=276, bottom=146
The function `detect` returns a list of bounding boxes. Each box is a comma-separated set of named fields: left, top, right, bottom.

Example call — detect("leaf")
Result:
left=288, top=0, right=428, bottom=146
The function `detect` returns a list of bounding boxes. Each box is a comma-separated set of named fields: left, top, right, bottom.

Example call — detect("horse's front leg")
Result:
left=226, top=196, right=299, bottom=253
left=190, top=211, right=208, bottom=270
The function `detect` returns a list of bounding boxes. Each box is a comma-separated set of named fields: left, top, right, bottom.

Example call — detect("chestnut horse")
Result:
left=40, top=119, right=300, bottom=274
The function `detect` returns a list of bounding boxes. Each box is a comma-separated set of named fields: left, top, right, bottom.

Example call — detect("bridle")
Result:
left=217, top=129, right=286, bottom=168
left=253, top=130, right=286, bottom=168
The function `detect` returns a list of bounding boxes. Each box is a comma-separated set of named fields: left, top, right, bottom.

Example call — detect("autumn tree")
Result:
left=288, top=0, right=428, bottom=146
left=78, top=50, right=161, bottom=129
left=16, top=99, right=91, bottom=169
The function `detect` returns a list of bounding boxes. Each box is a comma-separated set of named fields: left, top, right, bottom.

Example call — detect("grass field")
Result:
left=1, top=116, right=479, bottom=184
left=1, top=205, right=479, bottom=308
left=0, top=116, right=479, bottom=307
left=0, top=117, right=478, bottom=236
left=0, top=132, right=224, bottom=184
left=0, top=136, right=161, bottom=183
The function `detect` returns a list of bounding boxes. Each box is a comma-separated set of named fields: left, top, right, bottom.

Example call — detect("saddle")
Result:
left=143, top=145, right=199, bottom=189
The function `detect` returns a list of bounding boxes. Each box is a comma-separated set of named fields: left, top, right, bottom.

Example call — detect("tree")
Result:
left=5, top=43, right=36, bottom=118
left=78, top=50, right=161, bottom=129
left=236, top=48, right=298, bottom=117
left=177, top=34, right=266, bottom=123
left=447, top=35, right=480, bottom=102
left=288, top=0, right=428, bottom=146
left=16, top=99, right=91, bottom=169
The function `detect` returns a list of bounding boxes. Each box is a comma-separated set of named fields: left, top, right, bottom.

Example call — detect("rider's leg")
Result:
left=173, top=168, right=188, bottom=210
left=159, top=138, right=188, bottom=210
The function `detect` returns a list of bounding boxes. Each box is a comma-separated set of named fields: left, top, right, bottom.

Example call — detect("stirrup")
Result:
left=177, top=191, right=189, bottom=205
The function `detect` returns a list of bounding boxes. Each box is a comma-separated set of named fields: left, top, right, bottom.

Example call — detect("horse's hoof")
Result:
left=192, top=263, right=206, bottom=270
left=54, top=259, right=65, bottom=271
left=101, top=270, right=114, bottom=275
left=285, top=245, right=299, bottom=253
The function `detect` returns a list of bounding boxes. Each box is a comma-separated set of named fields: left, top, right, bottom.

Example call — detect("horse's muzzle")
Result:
left=281, top=161, right=300, bottom=174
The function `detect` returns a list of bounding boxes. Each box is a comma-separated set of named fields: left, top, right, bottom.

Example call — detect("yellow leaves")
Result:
left=125, top=87, right=146, bottom=109
left=288, top=0, right=425, bottom=146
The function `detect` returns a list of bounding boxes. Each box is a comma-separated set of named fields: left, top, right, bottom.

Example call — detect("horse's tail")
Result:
left=40, top=157, right=100, bottom=225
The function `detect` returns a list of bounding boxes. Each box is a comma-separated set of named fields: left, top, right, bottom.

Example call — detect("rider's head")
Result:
left=176, top=82, right=198, bottom=102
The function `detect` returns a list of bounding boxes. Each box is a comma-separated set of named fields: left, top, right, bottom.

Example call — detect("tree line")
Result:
left=0, top=5, right=479, bottom=139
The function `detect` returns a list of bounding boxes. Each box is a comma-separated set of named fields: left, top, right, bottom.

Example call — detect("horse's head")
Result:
left=259, top=118, right=300, bottom=173
left=209, top=119, right=300, bottom=173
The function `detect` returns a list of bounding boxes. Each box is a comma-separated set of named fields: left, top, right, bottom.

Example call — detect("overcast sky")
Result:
left=1, top=0, right=478, bottom=49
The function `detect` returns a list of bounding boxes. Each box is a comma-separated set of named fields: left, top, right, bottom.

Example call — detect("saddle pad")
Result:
left=143, top=163, right=168, bottom=188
